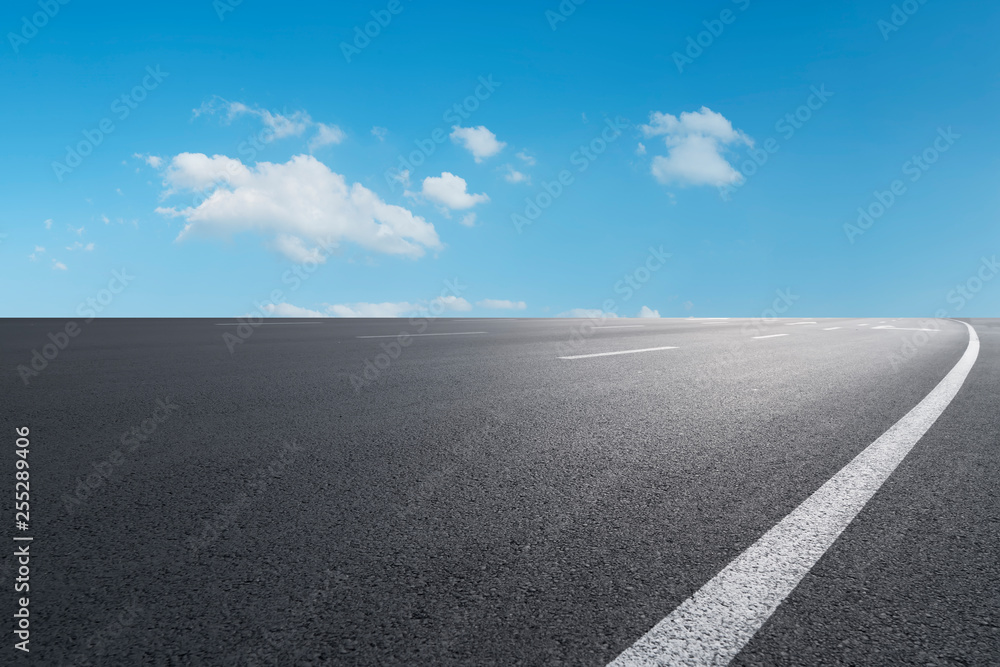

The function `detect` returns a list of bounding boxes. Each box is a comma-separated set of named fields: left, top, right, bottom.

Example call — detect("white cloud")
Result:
left=271, top=234, right=329, bottom=264
left=640, top=107, right=751, bottom=187
left=684, top=301, right=694, bottom=311
left=371, top=126, right=388, bottom=141
left=66, top=242, right=95, bottom=251
left=196, top=97, right=345, bottom=150
left=28, top=246, right=45, bottom=261
left=327, top=296, right=472, bottom=317
left=154, top=153, right=441, bottom=261
left=635, top=142, right=646, bottom=155
left=431, top=295, right=472, bottom=312
left=477, top=299, right=527, bottom=310
left=556, top=309, right=619, bottom=319
left=637, top=306, right=661, bottom=318
left=309, top=122, right=347, bottom=151
left=69, top=225, right=84, bottom=236
left=516, top=150, right=536, bottom=166
left=44, top=219, right=52, bottom=229
left=450, top=125, right=506, bottom=162
left=502, top=164, right=530, bottom=184
left=52, top=259, right=67, bottom=271
left=421, top=172, right=489, bottom=210
left=261, top=303, right=328, bottom=318
left=460, top=213, right=477, bottom=227
left=134, top=153, right=163, bottom=168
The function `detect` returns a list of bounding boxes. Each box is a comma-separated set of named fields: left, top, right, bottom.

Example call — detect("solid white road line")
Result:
left=873, top=325, right=941, bottom=332
left=356, top=331, right=487, bottom=339
left=558, top=346, right=678, bottom=360
left=608, top=321, right=980, bottom=667
left=213, top=321, right=322, bottom=325
left=822, top=327, right=843, bottom=331
left=785, top=322, right=817, bottom=326
left=752, top=334, right=789, bottom=339
left=594, top=325, right=646, bottom=329
left=857, top=323, right=870, bottom=327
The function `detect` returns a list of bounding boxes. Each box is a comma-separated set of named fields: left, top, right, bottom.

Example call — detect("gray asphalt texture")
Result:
left=1, top=317, right=997, bottom=666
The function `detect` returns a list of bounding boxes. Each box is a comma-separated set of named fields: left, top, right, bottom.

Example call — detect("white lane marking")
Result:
left=356, top=331, right=487, bottom=339
left=608, top=321, right=979, bottom=667
left=785, top=322, right=817, bottom=326
left=214, top=321, right=322, bottom=325
left=857, top=323, right=870, bottom=327
left=822, top=327, right=843, bottom=331
left=688, top=318, right=731, bottom=320
left=594, top=325, right=646, bottom=329
left=558, top=346, right=678, bottom=360
left=872, top=325, right=941, bottom=332
left=752, top=334, right=789, bottom=339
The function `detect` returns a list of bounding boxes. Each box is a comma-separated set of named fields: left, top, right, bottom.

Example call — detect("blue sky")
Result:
left=2, top=0, right=998, bottom=318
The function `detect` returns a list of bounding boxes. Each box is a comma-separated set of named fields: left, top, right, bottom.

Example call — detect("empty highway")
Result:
left=1, top=317, right=997, bottom=665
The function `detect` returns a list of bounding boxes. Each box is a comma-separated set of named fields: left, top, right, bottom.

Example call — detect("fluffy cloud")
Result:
left=450, top=125, right=506, bottom=162
left=640, top=107, right=751, bottom=187
left=556, top=309, right=619, bottom=319
left=44, top=218, right=52, bottom=229
left=261, top=303, right=327, bottom=318
left=154, top=153, right=441, bottom=261
left=460, top=213, right=477, bottom=227
left=371, top=126, right=388, bottom=141
left=66, top=242, right=95, bottom=251
left=477, top=299, right=527, bottom=310
left=195, top=97, right=345, bottom=149
left=52, top=259, right=67, bottom=271
left=421, top=172, right=489, bottom=210
left=637, top=306, right=661, bottom=318
left=327, top=296, right=471, bottom=317
left=516, top=150, right=536, bottom=166
left=502, top=164, right=529, bottom=184
left=28, top=246, right=44, bottom=261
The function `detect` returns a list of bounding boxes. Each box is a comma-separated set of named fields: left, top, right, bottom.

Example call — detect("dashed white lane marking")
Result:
left=857, top=323, right=870, bottom=327
left=873, top=325, right=941, bottom=332
left=594, top=325, right=646, bottom=330
left=607, top=321, right=979, bottom=667
left=785, top=322, right=817, bottom=326
left=356, top=331, right=487, bottom=339
left=822, top=327, right=843, bottom=331
left=752, top=334, right=789, bottom=339
left=213, top=321, right=322, bottom=325
left=558, top=346, right=678, bottom=360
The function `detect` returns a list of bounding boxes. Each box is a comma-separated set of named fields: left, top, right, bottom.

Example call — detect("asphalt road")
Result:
left=1, top=317, right=997, bottom=666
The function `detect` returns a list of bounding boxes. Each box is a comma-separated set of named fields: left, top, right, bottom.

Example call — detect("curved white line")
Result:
left=608, top=321, right=979, bottom=667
